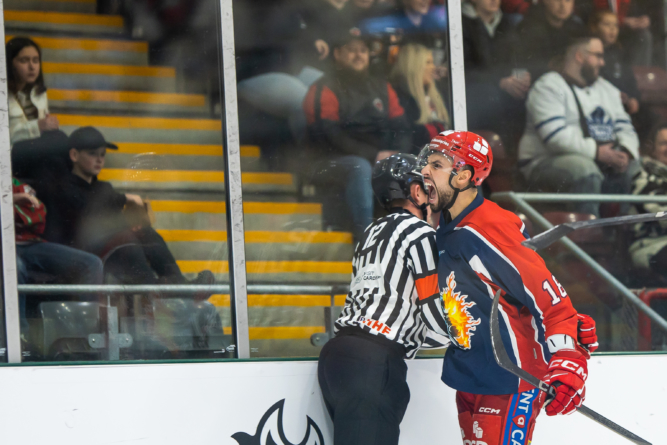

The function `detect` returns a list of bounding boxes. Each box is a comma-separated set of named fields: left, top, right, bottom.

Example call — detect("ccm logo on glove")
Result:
left=548, top=358, right=588, bottom=379
left=541, top=349, right=588, bottom=416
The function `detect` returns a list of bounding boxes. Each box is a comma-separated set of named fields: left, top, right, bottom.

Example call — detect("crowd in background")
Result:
left=6, top=36, right=215, bottom=341
left=230, top=0, right=667, bottom=287
left=7, top=0, right=667, bottom=334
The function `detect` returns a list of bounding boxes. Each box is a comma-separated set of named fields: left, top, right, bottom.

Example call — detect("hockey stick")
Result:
left=489, top=289, right=652, bottom=445
left=522, top=211, right=667, bottom=251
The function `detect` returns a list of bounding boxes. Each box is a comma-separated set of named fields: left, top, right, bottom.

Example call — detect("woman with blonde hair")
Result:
left=390, top=43, right=450, bottom=148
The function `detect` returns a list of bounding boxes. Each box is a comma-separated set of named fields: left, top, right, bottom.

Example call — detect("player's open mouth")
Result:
left=426, top=181, right=437, bottom=203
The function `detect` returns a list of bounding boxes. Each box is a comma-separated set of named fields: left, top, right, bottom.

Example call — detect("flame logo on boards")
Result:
left=232, top=399, right=325, bottom=445
left=441, top=272, right=481, bottom=350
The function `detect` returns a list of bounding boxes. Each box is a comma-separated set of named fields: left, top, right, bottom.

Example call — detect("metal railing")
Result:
left=15, top=283, right=350, bottom=361
left=492, top=192, right=667, bottom=334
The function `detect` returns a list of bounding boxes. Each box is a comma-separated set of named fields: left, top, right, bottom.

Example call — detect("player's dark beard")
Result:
left=581, top=64, right=598, bottom=86
left=429, top=181, right=454, bottom=213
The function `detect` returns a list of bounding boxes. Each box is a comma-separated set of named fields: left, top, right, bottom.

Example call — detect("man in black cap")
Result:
left=37, top=126, right=213, bottom=287
left=303, top=32, right=411, bottom=241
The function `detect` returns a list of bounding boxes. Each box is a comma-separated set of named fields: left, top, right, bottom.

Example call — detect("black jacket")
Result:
left=304, top=70, right=413, bottom=161
left=462, top=14, right=521, bottom=87
left=516, top=6, right=586, bottom=79
left=37, top=173, right=127, bottom=250
left=600, top=43, right=640, bottom=100
left=235, top=0, right=355, bottom=80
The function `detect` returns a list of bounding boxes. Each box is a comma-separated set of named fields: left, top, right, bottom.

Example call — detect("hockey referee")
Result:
left=317, top=153, right=445, bottom=445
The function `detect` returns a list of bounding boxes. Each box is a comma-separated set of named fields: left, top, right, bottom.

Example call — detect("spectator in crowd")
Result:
left=384, top=0, right=447, bottom=35
left=346, top=0, right=394, bottom=23
left=390, top=43, right=450, bottom=147
left=629, top=123, right=667, bottom=280
left=7, top=37, right=58, bottom=145
left=14, top=177, right=103, bottom=330
left=501, top=0, right=532, bottom=15
left=362, top=0, right=448, bottom=63
left=7, top=37, right=70, bottom=180
left=518, top=36, right=640, bottom=217
left=304, top=33, right=411, bottom=240
left=35, top=127, right=213, bottom=287
left=590, top=0, right=651, bottom=66
left=589, top=10, right=640, bottom=114
left=517, top=0, right=586, bottom=80
left=462, top=0, right=528, bottom=149
left=235, top=0, right=360, bottom=143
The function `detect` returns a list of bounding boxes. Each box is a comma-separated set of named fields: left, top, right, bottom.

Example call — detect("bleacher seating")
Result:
left=6, top=0, right=352, bottom=358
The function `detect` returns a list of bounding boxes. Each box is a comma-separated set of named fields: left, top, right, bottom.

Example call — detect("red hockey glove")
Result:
left=540, top=349, right=588, bottom=416
left=577, top=313, right=598, bottom=356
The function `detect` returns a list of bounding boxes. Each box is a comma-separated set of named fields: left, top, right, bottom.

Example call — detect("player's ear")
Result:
left=457, top=168, right=473, bottom=188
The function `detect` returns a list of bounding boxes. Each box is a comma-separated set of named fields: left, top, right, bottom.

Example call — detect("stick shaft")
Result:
left=489, top=290, right=651, bottom=444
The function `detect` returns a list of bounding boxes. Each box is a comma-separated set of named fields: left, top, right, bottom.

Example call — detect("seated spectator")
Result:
left=382, top=0, right=447, bottom=35
left=7, top=37, right=69, bottom=179
left=462, top=0, right=527, bottom=149
left=629, top=123, right=667, bottom=278
left=362, top=0, right=448, bottom=54
left=35, top=127, right=213, bottom=287
left=589, top=10, right=639, bottom=114
left=235, top=0, right=359, bottom=143
left=13, top=177, right=103, bottom=331
left=304, top=33, right=411, bottom=240
left=390, top=43, right=450, bottom=147
left=518, top=36, right=640, bottom=217
left=346, top=0, right=394, bottom=23
left=517, top=0, right=586, bottom=80
left=590, top=0, right=651, bottom=66
left=501, top=0, right=531, bottom=15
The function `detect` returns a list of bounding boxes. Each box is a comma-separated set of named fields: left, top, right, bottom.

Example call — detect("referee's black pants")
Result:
left=317, top=328, right=410, bottom=445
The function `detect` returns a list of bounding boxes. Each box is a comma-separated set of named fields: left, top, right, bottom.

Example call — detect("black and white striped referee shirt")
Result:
left=335, top=209, right=447, bottom=358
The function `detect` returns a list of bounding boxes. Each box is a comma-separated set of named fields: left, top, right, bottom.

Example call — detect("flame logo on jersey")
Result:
left=441, top=272, right=480, bottom=350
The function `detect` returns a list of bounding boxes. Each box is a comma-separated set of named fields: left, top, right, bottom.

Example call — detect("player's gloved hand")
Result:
left=540, top=349, right=588, bottom=416
left=577, top=313, right=598, bottom=357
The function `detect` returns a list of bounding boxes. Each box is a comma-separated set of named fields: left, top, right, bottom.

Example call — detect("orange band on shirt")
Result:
left=416, top=274, right=439, bottom=300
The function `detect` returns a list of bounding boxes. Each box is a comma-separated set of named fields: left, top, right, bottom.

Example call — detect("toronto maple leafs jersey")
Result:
left=417, top=194, right=579, bottom=395
left=335, top=209, right=448, bottom=358
left=518, top=71, right=639, bottom=177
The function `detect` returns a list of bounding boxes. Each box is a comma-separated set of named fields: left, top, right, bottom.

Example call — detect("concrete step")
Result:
left=5, top=10, right=125, bottom=36
left=55, top=114, right=223, bottom=145
left=151, top=200, right=323, bottom=231
left=160, top=230, right=353, bottom=262
left=5, top=0, right=96, bottom=14
left=6, top=35, right=148, bottom=65
left=48, top=89, right=207, bottom=116
left=105, top=144, right=264, bottom=172
left=178, top=260, right=351, bottom=284
left=43, top=63, right=176, bottom=92
left=98, top=169, right=297, bottom=195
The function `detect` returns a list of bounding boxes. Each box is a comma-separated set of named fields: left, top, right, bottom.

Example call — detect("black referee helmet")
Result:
left=372, top=153, right=426, bottom=210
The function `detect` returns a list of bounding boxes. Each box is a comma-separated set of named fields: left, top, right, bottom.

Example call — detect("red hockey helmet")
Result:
left=418, top=130, right=493, bottom=187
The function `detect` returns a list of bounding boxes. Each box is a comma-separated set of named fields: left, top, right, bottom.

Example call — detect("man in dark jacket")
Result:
left=303, top=33, right=411, bottom=240
left=463, top=0, right=527, bottom=149
left=37, top=127, right=212, bottom=286
left=517, top=0, right=586, bottom=80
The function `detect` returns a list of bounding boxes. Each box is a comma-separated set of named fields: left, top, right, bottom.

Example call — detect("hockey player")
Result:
left=317, top=153, right=446, bottom=445
left=417, top=130, right=598, bottom=445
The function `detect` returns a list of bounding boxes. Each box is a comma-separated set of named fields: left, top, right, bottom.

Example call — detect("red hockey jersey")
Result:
left=418, top=193, right=579, bottom=395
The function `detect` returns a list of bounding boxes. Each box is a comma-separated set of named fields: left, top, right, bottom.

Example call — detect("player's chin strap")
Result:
left=442, top=170, right=476, bottom=213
